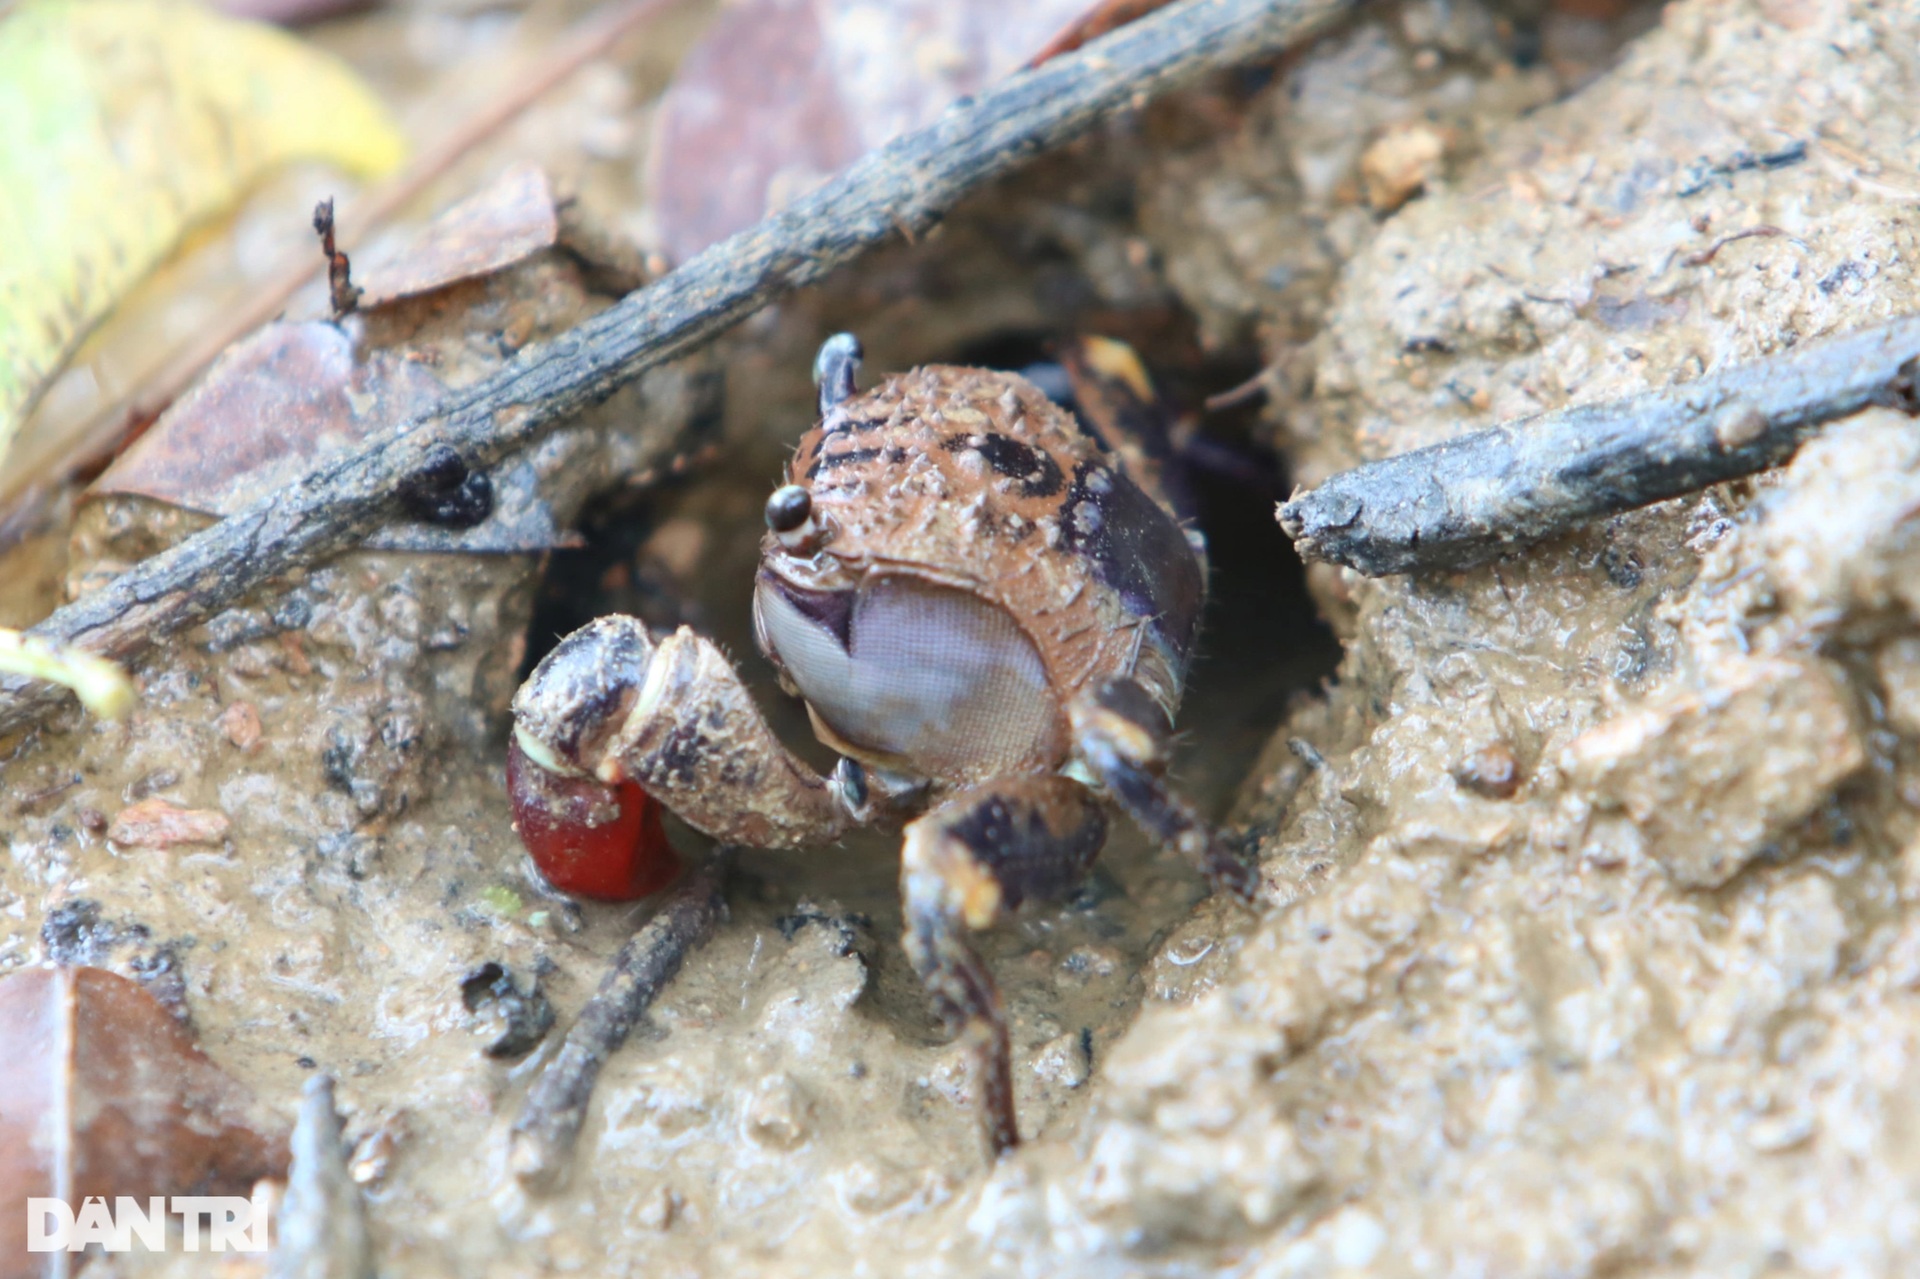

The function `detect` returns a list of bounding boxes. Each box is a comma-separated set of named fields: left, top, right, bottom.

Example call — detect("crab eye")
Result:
left=765, top=484, right=812, bottom=533
left=754, top=574, right=1058, bottom=776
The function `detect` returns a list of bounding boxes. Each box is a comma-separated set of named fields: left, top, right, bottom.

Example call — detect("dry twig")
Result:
left=1280, top=314, right=1920, bottom=577
left=508, top=862, right=728, bottom=1191
left=0, top=0, right=1358, bottom=736
left=312, top=199, right=361, bottom=319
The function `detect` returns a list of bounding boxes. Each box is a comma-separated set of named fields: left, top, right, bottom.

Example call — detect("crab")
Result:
left=507, top=333, right=1256, bottom=1155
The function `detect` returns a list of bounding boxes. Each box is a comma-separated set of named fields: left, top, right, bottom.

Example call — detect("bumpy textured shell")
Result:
left=757, top=364, right=1204, bottom=776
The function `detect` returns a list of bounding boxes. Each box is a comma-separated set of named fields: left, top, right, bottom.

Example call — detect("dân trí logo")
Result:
left=26, top=1191, right=271, bottom=1255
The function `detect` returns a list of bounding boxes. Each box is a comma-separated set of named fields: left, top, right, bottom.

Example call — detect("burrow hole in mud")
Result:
left=518, top=323, right=1340, bottom=1038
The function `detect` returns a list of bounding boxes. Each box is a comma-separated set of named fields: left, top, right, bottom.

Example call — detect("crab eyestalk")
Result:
left=813, top=332, right=862, bottom=415
left=765, top=483, right=825, bottom=554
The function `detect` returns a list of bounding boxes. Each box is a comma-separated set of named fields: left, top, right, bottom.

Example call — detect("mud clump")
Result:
left=1566, top=650, right=1865, bottom=888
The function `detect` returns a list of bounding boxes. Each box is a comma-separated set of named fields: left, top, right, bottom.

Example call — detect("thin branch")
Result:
left=0, top=0, right=1357, bottom=737
left=508, top=862, right=728, bottom=1192
left=1279, top=314, right=1920, bottom=577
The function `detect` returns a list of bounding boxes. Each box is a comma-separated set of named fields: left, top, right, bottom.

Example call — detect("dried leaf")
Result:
left=356, top=163, right=561, bottom=308
left=647, top=0, right=1090, bottom=261
left=0, top=967, right=288, bottom=1274
left=91, top=166, right=606, bottom=554
left=0, top=0, right=406, bottom=472
left=93, top=321, right=447, bottom=517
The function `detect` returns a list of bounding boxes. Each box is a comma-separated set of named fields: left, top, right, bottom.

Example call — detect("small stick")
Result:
left=1279, top=314, right=1920, bottom=577
left=270, top=1075, right=374, bottom=1279
left=312, top=200, right=361, bottom=319
left=1681, top=224, right=1793, bottom=267
left=508, top=862, right=727, bottom=1191
left=1203, top=366, right=1273, bottom=411
left=0, top=0, right=1358, bottom=737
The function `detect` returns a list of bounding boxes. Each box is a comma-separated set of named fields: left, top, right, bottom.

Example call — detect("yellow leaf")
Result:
left=0, top=0, right=406, bottom=473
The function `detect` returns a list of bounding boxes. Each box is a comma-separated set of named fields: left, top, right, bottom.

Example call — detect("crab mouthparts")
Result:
left=753, top=572, right=1060, bottom=776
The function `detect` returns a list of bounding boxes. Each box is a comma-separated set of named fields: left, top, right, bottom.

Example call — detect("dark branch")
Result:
left=508, top=863, right=727, bottom=1192
left=1279, top=315, right=1920, bottom=577
left=0, top=0, right=1356, bottom=737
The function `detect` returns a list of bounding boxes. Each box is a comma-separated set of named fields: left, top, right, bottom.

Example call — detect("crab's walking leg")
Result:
left=900, top=775, right=1107, bottom=1157
left=1073, top=677, right=1258, bottom=900
left=514, top=616, right=852, bottom=848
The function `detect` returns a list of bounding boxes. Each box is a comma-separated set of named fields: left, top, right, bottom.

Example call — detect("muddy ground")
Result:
left=7, top=0, right=1920, bottom=1274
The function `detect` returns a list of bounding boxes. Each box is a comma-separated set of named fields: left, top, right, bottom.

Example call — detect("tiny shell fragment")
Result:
left=108, top=797, right=232, bottom=847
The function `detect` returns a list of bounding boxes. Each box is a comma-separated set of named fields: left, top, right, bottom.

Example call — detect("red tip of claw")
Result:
left=506, top=735, right=681, bottom=901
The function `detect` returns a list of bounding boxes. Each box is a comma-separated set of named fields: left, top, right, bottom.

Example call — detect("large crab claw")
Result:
left=511, top=616, right=852, bottom=851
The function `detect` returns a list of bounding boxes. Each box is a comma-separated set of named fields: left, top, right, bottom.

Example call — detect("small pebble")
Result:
left=218, top=700, right=263, bottom=750
left=107, top=798, right=230, bottom=848
left=1454, top=743, right=1523, bottom=799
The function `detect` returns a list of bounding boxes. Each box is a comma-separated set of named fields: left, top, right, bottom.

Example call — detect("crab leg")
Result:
left=1072, top=677, right=1258, bottom=899
left=900, top=774, right=1107, bottom=1156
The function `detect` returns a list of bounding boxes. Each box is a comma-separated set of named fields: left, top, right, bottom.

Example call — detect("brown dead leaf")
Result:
left=108, top=798, right=232, bottom=848
left=0, top=967, right=288, bottom=1273
left=89, top=165, right=597, bottom=555
left=93, top=320, right=445, bottom=518
left=356, top=163, right=561, bottom=308
left=647, top=0, right=1090, bottom=261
